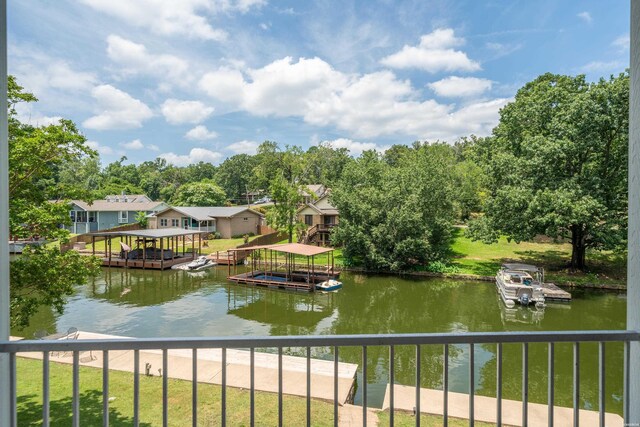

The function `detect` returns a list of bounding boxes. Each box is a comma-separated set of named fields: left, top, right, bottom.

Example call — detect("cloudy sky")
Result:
left=8, top=0, right=629, bottom=166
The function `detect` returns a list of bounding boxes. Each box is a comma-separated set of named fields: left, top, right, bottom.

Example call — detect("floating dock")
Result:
left=541, top=282, right=572, bottom=302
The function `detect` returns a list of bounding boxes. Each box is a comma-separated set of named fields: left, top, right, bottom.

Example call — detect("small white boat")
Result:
left=172, top=256, right=216, bottom=271
left=316, top=279, right=342, bottom=292
left=496, top=263, right=545, bottom=308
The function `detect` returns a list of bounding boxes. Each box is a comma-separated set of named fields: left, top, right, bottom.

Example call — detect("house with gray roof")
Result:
left=65, top=194, right=168, bottom=234
left=148, top=206, right=264, bottom=238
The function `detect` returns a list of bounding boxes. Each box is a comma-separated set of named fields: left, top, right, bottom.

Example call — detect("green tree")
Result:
left=215, top=154, right=259, bottom=200
left=8, top=75, right=101, bottom=328
left=331, top=144, right=457, bottom=271
left=135, top=211, right=149, bottom=228
left=303, top=142, right=352, bottom=185
left=171, top=180, right=227, bottom=206
left=468, top=72, right=629, bottom=270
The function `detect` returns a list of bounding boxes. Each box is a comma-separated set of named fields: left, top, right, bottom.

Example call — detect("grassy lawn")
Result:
left=16, top=357, right=334, bottom=427
left=449, top=228, right=626, bottom=287
left=378, top=410, right=500, bottom=426
left=85, top=235, right=259, bottom=255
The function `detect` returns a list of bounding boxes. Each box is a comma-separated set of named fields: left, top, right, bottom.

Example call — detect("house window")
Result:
left=243, top=217, right=249, bottom=221
left=305, top=215, right=313, bottom=226
left=69, top=211, right=76, bottom=222
left=88, top=212, right=96, bottom=223
left=171, top=219, right=179, bottom=227
left=160, top=218, right=168, bottom=227
left=76, top=211, right=88, bottom=223
left=118, top=211, right=128, bottom=223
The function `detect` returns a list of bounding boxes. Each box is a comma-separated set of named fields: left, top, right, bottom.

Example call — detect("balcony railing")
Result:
left=1, top=330, right=638, bottom=427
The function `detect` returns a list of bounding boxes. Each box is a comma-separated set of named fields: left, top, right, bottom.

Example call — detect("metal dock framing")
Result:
left=541, top=282, right=572, bottom=302
left=226, top=243, right=340, bottom=292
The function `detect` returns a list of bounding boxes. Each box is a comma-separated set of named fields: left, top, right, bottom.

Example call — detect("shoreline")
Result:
left=341, top=267, right=627, bottom=292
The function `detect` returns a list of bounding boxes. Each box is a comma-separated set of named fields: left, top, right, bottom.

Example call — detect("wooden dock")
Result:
left=541, top=282, right=572, bottom=302
left=227, top=271, right=315, bottom=291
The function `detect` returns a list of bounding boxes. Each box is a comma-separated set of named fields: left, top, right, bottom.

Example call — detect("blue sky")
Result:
left=8, top=0, right=630, bottom=166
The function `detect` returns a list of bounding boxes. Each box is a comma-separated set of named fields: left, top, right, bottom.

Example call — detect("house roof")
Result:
left=301, top=184, right=326, bottom=198
left=71, top=199, right=167, bottom=212
left=154, top=206, right=264, bottom=221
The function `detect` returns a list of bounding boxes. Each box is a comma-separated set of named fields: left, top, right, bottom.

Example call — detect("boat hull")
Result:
left=496, top=275, right=545, bottom=307
left=316, top=280, right=342, bottom=292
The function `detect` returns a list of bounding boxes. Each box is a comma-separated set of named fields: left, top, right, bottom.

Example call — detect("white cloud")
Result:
left=227, top=140, right=259, bottom=154
left=13, top=103, right=63, bottom=127
left=161, top=99, right=214, bottom=124
left=148, top=144, right=160, bottom=151
left=200, top=56, right=508, bottom=140
left=323, top=138, right=379, bottom=156
left=185, top=125, right=218, bottom=140
left=120, top=139, right=145, bottom=150
left=83, top=84, right=153, bottom=130
left=577, top=11, right=593, bottom=24
left=380, top=29, right=481, bottom=73
left=81, top=0, right=227, bottom=41
left=428, top=76, right=493, bottom=98
left=159, top=148, right=223, bottom=166
left=106, top=35, right=190, bottom=83
left=612, top=34, right=630, bottom=52
left=580, top=60, right=626, bottom=74
left=9, top=46, right=97, bottom=101
left=86, top=140, right=114, bottom=155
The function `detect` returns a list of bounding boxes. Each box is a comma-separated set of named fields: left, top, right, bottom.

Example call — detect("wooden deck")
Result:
left=541, top=282, right=572, bottom=302
left=227, top=271, right=319, bottom=292
left=100, top=256, right=193, bottom=270
left=208, top=251, right=246, bottom=265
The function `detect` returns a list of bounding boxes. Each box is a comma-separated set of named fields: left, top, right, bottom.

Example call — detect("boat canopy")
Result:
left=502, top=263, right=541, bottom=272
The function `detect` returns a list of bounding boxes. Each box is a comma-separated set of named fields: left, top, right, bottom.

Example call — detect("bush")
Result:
left=426, top=261, right=460, bottom=274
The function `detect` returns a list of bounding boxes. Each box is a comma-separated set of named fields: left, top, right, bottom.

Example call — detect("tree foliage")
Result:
left=170, top=180, right=227, bottom=206
left=331, top=143, right=458, bottom=271
left=467, top=72, right=629, bottom=270
left=8, top=76, right=101, bottom=328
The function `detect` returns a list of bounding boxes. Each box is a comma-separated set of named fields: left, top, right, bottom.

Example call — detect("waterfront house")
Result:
left=300, top=184, right=327, bottom=204
left=297, top=191, right=339, bottom=245
left=149, top=206, right=264, bottom=238
left=65, top=194, right=168, bottom=234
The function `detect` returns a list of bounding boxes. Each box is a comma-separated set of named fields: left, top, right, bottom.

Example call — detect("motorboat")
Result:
left=496, top=263, right=545, bottom=308
left=172, top=256, right=216, bottom=271
left=316, top=279, right=343, bottom=292
left=187, top=256, right=215, bottom=270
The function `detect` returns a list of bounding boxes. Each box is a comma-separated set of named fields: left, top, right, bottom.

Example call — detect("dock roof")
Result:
left=229, top=242, right=334, bottom=256
left=89, top=228, right=201, bottom=239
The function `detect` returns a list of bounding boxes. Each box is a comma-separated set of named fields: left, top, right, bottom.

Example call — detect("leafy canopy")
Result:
left=467, top=72, right=629, bottom=270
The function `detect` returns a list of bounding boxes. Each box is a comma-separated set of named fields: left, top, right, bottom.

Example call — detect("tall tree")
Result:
left=331, top=144, right=457, bottom=271
left=171, top=180, right=227, bottom=206
left=468, top=72, right=629, bottom=270
left=8, top=76, right=100, bottom=328
left=303, top=142, right=352, bottom=185
left=215, top=154, right=259, bottom=200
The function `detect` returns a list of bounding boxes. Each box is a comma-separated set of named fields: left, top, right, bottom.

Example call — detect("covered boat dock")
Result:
left=89, top=228, right=206, bottom=270
left=226, top=243, right=340, bottom=292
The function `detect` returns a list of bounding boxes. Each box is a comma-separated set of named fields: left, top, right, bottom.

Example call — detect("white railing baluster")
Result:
left=496, top=343, right=502, bottom=427
left=250, top=347, right=255, bottom=426
left=548, top=342, right=554, bottom=427
left=163, top=348, right=168, bottom=427
left=133, top=349, right=139, bottom=427
left=522, top=342, right=528, bottom=427
left=443, top=344, right=449, bottom=427
left=192, top=348, right=197, bottom=427
left=9, top=352, right=15, bottom=427
left=469, top=343, right=474, bottom=427
left=279, top=347, right=283, bottom=427
left=43, top=352, right=50, bottom=427
left=599, top=342, right=605, bottom=427
left=306, top=346, right=311, bottom=427
left=573, top=342, right=580, bottom=427
left=415, top=344, right=421, bottom=427
left=362, top=345, right=367, bottom=427
left=222, top=347, right=227, bottom=426
left=389, top=344, right=395, bottom=426
left=72, top=351, right=79, bottom=427
left=334, top=346, right=339, bottom=427
left=103, top=350, right=109, bottom=427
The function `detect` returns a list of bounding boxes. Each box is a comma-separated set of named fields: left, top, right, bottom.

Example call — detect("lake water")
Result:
left=15, top=266, right=627, bottom=414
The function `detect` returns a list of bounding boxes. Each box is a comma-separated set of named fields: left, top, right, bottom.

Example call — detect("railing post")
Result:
left=0, top=0, right=10, bottom=425
left=629, top=1, right=640, bottom=423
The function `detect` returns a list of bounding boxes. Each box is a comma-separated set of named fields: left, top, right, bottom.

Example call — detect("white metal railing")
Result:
left=184, top=226, right=216, bottom=233
left=1, top=330, right=638, bottom=427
